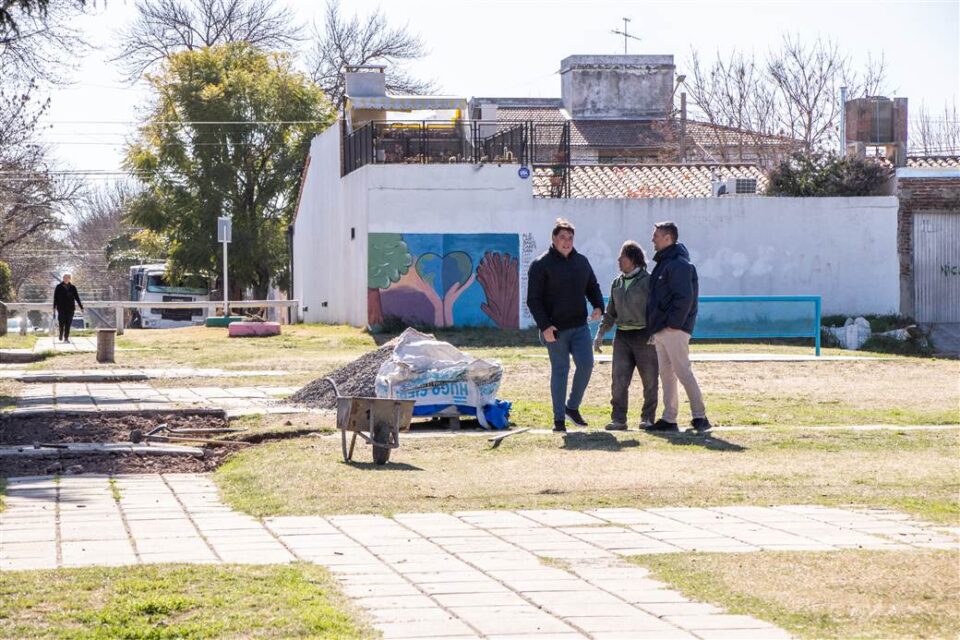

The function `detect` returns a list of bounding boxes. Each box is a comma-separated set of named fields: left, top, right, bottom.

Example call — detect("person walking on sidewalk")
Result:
left=527, top=218, right=605, bottom=432
left=594, top=241, right=658, bottom=431
left=646, top=222, right=712, bottom=434
left=53, top=273, right=84, bottom=342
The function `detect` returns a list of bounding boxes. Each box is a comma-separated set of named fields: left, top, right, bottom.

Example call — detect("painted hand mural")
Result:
left=477, top=251, right=519, bottom=328
left=369, top=233, right=520, bottom=329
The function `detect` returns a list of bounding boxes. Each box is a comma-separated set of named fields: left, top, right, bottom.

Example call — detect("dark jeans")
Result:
left=542, top=324, right=594, bottom=422
left=57, top=308, right=74, bottom=341
left=611, top=328, right=659, bottom=424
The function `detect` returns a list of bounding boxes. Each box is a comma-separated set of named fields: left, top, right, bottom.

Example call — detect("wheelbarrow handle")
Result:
left=324, top=377, right=342, bottom=399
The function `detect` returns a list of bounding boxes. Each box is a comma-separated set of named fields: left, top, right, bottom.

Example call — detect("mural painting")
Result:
left=368, top=233, right=520, bottom=329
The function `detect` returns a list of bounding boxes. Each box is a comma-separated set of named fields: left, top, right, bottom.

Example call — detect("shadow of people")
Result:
left=644, top=428, right=747, bottom=452
left=560, top=431, right=641, bottom=451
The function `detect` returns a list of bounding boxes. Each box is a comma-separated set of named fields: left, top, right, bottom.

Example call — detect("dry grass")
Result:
left=216, top=428, right=959, bottom=524
left=0, top=380, right=22, bottom=412
left=634, top=550, right=960, bottom=639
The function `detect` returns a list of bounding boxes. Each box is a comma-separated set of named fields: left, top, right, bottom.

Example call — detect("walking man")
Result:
left=594, top=241, right=658, bottom=431
left=527, top=218, right=604, bottom=432
left=646, top=222, right=712, bottom=434
left=53, top=273, right=83, bottom=342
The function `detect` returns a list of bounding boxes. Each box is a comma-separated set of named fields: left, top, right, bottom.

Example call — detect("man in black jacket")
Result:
left=646, top=222, right=711, bottom=434
left=53, top=273, right=84, bottom=342
left=527, top=218, right=604, bottom=432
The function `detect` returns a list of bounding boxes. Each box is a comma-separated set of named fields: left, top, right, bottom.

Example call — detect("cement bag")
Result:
left=375, top=328, right=507, bottom=429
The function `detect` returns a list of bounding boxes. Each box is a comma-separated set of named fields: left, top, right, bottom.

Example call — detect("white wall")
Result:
left=296, top=139, right=900, bottom=327
left=292, top=127, right=369, bottom=325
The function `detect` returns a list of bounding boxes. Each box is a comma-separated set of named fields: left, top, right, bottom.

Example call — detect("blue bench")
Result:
left=591, top=295, right=822, bottom=355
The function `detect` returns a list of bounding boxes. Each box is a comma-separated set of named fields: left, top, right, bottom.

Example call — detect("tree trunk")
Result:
left=368, top=288, right=383, bottom=326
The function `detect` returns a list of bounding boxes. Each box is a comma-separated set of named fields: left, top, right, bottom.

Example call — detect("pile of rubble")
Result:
left=289, top=342, right=397, bottom=409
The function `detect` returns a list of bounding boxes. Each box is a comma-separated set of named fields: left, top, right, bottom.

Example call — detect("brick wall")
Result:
left=897, top=176, right=960, bottom=317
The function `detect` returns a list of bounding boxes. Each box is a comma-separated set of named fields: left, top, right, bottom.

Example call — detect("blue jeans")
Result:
left=542, top=324, right=595, bottom=422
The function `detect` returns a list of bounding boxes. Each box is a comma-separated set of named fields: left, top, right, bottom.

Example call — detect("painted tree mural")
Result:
left=367, top=233, right=412, bottom=326
left=477, top=251, right=519, bottom=328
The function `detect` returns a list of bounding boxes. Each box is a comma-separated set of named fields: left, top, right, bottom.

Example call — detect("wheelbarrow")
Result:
left=325, top=378, right=415, bottom=465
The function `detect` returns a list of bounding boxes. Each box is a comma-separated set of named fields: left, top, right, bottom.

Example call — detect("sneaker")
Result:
left=604, top=421, right=627, bottom=431
left=553, top=420, right=567, bottom=433
left=647, top=419, right=678, bottom=431
left=564, top=406, right=588, bottom=427
left=638, top=419, right=655, bottom=430
left=691, top=417, right=713, bottom=434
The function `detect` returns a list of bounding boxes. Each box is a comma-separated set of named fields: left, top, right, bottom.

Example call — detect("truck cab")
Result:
left=129, top=264, right=210, bottom=328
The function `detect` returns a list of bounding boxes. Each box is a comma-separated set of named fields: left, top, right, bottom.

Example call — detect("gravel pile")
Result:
left=289, top=342, right=397, bottom=409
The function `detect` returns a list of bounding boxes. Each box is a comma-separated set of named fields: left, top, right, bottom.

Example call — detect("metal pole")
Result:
left=839, top=86, right=847, bottom=156
left=680, top=92, right=687, bottom=163
left=223, top=240, right=229, bottom=318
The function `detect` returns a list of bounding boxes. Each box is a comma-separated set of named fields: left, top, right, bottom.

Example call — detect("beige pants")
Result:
left=653, top=329, right=706, bottom=422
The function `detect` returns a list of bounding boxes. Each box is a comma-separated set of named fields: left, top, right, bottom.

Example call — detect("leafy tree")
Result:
left=766, top=152, right=891, bottom=197
left=125, top=43, right=334, bottom=299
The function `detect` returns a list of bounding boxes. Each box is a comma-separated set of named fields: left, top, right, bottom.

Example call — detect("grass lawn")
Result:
left=0, top=332, right=37, bottom=350
left=0, top=563, right=369, bottom=639
left=215, top=428, right=960, bottom=524
left=17, top=325, right=957, bottom=427
left=632, top=550, right=959, bottom=639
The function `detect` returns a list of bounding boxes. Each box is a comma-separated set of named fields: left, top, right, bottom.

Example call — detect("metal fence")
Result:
left=1, top=300, right=301, bottom=336
left=342, top=120, right=571, bottom=197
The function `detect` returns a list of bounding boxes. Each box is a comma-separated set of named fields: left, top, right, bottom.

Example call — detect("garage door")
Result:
left=913, top=212, right=960, bottom=323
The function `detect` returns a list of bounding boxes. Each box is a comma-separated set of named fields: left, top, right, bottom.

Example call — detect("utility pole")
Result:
left=610, top=17, right=641, bottom=55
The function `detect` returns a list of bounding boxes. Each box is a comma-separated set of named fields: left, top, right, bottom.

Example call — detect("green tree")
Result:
left=766, top=152, right=891, bottom=197
left=125, top=43, right=334, bottom=299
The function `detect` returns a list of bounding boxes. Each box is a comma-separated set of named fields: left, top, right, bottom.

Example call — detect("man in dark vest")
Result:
left=53, top=273, right=84, bottom=342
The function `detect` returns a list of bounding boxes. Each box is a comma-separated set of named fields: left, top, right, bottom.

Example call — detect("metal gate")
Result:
left=913, top=212, right=960, bottom=323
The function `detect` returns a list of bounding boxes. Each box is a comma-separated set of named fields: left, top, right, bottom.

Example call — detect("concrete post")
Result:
left=96, top=328, right=116, bottom=363
left=115, top=306, right=125, bottom=336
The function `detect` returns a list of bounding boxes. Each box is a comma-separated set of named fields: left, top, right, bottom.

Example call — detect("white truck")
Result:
left=129, top=264, right=211, bottom=328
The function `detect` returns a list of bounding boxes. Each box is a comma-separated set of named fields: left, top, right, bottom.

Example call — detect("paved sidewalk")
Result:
left=10, top=382, right=299, bottom=416
left=3, top=475, right=958, bottom=639
left=0, top=368, right=291, bottom=382
left=34, top=337, right=97, bottom=353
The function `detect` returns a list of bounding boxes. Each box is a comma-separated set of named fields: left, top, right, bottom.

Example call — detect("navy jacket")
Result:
left=647, top=243, right=698, bottom=335
left=53, top=282, right=83, bottom=313
left=527, top=246, right=604, bottom=331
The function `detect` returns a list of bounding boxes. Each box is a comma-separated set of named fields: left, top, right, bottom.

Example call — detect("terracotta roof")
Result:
left=496, top=106, right=796, bottom=148
left=533, top=164, right=768, bottom=198
left=906, top=155, right=960, bottom=168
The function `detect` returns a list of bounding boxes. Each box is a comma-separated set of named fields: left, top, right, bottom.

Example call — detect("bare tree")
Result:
left=114, top=0, right=303, bottom=81
left=911, top=100, right=960, bottom=156
left=767, top=35, right=887, bottom=152
left=683, top=36, right=888, bottom=160
left=1, top=0, right=88, bottom=84
left=308, top=0, right=437, bottom=106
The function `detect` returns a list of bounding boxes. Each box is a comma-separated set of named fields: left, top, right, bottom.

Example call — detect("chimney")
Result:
left=560, top=55, right=675, bottom=120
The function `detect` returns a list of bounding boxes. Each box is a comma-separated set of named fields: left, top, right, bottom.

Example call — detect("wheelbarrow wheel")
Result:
left=371, top=421, right=391, bottom=465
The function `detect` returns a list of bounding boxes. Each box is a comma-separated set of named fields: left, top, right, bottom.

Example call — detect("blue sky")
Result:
left=40, top=0, right=960, bottom=172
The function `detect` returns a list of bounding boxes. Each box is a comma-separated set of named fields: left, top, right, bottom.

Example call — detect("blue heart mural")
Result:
left=415, top=251, right=474, bottom=297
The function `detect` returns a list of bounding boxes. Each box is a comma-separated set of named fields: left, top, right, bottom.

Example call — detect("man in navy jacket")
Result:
left=527, top=218, right=604, bottom=432
left=53, top=273, right=84, bottom=342
left=647, top=222, right=711, bottom=434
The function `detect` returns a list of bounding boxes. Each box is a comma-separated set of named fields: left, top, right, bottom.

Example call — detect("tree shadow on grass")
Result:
left=645, top=428, right=747, bottom=452
left=561, top=431, right=640, bottom=451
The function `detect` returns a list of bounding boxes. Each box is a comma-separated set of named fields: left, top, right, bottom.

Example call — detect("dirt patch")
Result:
left=0, top=414, right=233, bottom=476
left=289, top=342, right=396, bottom=409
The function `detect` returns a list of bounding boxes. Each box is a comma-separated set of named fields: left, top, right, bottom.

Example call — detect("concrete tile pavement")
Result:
left=2, top=476, right=958, bottom=638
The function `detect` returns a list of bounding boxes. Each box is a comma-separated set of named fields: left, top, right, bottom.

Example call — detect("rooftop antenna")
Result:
left=611, top=17, right=641, bottom=54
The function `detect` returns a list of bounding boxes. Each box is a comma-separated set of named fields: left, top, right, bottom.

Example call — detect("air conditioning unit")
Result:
left=722, top=177, right=758, bottom=196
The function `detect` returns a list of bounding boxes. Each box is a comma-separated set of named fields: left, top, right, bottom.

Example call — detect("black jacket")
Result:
left=647, top=243, right=698, bottom=335
left=526, top=246, right=604, bottom=331
left=53, top=282, right=83, bottom=313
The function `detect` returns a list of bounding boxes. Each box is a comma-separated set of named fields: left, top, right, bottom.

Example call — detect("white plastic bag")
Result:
left=375, top=328, right=503, bottom=427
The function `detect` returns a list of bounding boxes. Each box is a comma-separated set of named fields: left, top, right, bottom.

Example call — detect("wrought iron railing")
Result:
left=342, top=120, right=571, bottom=197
